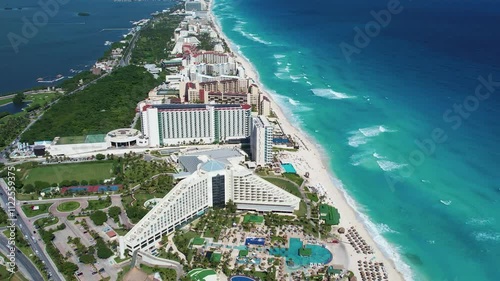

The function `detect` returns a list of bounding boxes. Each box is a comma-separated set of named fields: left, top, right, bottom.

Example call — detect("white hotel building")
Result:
left=140, top=103, right=252, bottom=146
left=119, top=156, right=301, bottom=258
left=251, top=115, right=273, bottom=165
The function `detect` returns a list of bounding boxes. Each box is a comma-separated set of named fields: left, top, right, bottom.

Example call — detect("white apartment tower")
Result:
left=140, top=103, right=252, bottom=146
left=251, top=116, right=273, bottom=165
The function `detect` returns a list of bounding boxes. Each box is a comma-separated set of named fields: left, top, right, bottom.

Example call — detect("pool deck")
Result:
left=190, top=224, right=346, bottom=280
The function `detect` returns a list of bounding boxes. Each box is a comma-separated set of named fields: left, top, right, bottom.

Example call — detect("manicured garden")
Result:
left=87, top=198, right=112, bottom=210
left=34, top=217, right=59, bottom=229
left=56, top=201, right=80, bottom=212
left=21, top=203, right=52, bottom=217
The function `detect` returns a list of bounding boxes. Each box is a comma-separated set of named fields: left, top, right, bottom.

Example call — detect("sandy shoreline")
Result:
left=207, top=2, right=408, bottom=280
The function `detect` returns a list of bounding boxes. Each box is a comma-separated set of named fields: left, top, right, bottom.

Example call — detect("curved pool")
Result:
left=230, top=276, right=257, bottom=281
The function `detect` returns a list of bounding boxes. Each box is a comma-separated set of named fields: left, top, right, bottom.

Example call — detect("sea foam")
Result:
left=332, top=177, right=415, bottom=281
left=473, top=231, right=500, bottom=242
left=377, top=160, right=408, bottom=172
left=233, top=21, right=272, bottom=45
left=348, top=125, right=395, bottom=147
left=311, top=88, right=354, bottom=100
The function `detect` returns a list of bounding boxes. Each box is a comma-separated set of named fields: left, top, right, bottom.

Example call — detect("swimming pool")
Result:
left=230, top=276, right=257, bottom=281
left=281, top=163, right=297, bottom=173
left=269, top=238, right=332, bottom=268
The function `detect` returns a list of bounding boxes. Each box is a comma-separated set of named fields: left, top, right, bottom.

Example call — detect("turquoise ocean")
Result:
left=212, top=0, right=500, bottom=280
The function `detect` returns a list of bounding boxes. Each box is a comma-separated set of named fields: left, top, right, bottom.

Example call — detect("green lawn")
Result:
left=306, top=192, right=319, bottom=202
left=86, top=199, right=112, bottom=210
left=114, top=228, right=129, bottom=236
left=263, top=177, right=301, bottom=197
left=0, top=98, right=13, bottom=106
left=26, top=92, right=59, bottom=106
left=283, top=173, right=304, bottom=186
left=57, top=136, right=86, bottom=145
left=0, top=262, right=12, bottom=281
left=21, top=203, right=52, bottom=217
left=23, top=161, right=114, bottom=185
left=294, top=201, right=308, bottom=217
left=114, top=256, right=130, bottom=264
left=34, top=217, right=59, bottom=228
left=57, top=201, right=80, bottom=212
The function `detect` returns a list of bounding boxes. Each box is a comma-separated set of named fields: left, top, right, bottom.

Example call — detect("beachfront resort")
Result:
left=1, top=1, right=402, bottom=281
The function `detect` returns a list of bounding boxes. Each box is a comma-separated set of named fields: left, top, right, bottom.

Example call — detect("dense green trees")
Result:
left=0, top=115, right=29, bottom=149
left=131, top=15, right=183, bottom=64
left=0, top=208, right=8, bottom=226
left=21, top=66, right=157, bottom=143
left=90, top=210, right=107, bottom=225
left=96, top=239, right=113, bottom=259
left=12, top=92, right=25, bottom=105
left=125, top=206, right=149, bottom=224
left=197, top=32, right=215, bottom=51
left=108, top=206, right=121, bottom=222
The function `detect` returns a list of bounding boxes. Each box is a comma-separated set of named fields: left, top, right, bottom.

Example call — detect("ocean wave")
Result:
left=288, top=97, right=299, bottom=106
left=347, top=125, right=395, bottom=147
left=233, top=21, right=272, bottom=45
left=274, top=72, right=287, bottom=79
left=331, top=177, right=414, bottom=280
left=278, top=66, right=290, bottom=73
left=466, top=217, right=495, bottom=226
left=311, top=88, right=354, bottom=100
left=473, top=231, right=500, bottom=242
left=350, top=151, right=386, bottom=166
left=348, top=134, right=367, bottom=147
left=377, top=160, right=408, bottom=172
left=359, top=125, right=394, bottom=137
left=273, top=54, right=286, bottom=59
left=375, top=223, right=399, bottom=234
left=350, top=151, right=372, bottom=166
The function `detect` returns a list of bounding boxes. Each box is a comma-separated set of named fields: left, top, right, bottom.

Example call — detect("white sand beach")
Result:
left=208, top=2, right=408, bottom=280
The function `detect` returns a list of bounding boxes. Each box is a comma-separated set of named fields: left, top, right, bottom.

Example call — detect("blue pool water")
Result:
left=269, top=238, right=332, bottom=267
left=245, top=237, right=265, bottom=246
left=230, top=276, right=256, bottom=281
left=281, top=163, right=297, bottom=174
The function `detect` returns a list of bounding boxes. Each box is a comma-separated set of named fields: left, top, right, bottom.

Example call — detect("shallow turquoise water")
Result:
left=213, top=0, right=500, bottom=280
left=269, top=238, right=333, bottom=267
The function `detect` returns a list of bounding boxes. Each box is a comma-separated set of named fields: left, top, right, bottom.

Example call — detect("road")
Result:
left=0, top=179, right=64, bottom=281
left=0, top=235, right=44, bottom=281
left=120, top=30, right=140, bottom=67
left=0, top=71, right=111, bottom=164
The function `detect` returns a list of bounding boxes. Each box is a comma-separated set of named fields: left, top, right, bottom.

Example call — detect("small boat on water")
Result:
left=440, top=200, right=452, bottom=206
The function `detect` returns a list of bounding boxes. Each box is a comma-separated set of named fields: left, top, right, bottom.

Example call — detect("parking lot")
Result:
left=52, top=219, right=117, bottom=280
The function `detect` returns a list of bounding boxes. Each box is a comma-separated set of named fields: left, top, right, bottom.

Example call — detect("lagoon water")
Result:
left=0, top=101, right=30, bottom=114
left=212, top=0, right=500, bottom=280
left=0, top=0, right=173, bottom=95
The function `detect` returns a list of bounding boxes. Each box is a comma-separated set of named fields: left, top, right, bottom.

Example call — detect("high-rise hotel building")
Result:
left=140, top=103, right=252, bottom=146
left=251, top=116, right=273, bottom=165
left=119, top=159, right=301, bottom=258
